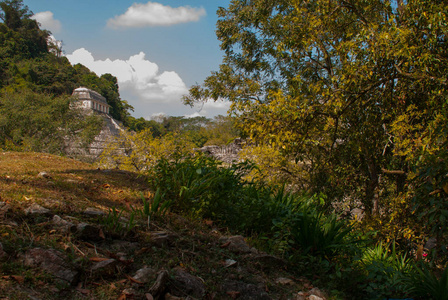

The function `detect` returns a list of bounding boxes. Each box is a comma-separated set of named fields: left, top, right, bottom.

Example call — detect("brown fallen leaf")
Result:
left=84, top=242, right=96, bottom=249
left=226, top=291, right=240, bottom=299
left=303, top=282, right=313, bottom=289
left=99, top=228, right=106, bottom=239
left=61, top=243, right=70, bottom=251
left=135, top=248, right=151, bottom=255
left=89, top=257, right=110, bottom=262
left=11, top=275, right=24, bottom=284
left=125, top=274, right=144, bottom=285
left=102, top=183, right=111, bottom=189
left=220, top=241, right=231, bottom=248
left=117, top=294, right=127, bottom=300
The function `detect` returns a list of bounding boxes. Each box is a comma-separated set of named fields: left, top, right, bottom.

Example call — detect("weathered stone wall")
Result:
left=195, top=138, right=244, bottom=164
left=65, top=113, right=125, bottom=162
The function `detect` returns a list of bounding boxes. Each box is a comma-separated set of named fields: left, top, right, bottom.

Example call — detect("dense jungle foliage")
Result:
left=0, top=0, right=134, bottom=153
left=0, top=0, right=238, bottom=153
left=182, top=0, right=448, bottom=298
left=1, top=0, right=448, bottom=298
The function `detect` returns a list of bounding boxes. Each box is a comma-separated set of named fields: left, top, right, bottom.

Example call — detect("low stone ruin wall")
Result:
left=195, top=138, right=244, bottom=164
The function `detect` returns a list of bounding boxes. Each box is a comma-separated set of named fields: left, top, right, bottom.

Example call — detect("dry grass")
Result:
left=0, top=152, right=306, bottom=300
left=0, top=151, right=150, bottom=212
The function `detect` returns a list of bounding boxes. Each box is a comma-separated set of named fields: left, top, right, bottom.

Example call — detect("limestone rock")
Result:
left=170, top=267, right=205, bottom=299
left=148, top=270, right=169, bottom=299
left=294, top=292, right=307, bottom=300
left=38, top=171, right=51, bottom=179
left=219, top=235, right=254, bottom=253
left=122, top=288, right=138, bottom=297
left=83, top=208, right=106, bottom=216
left=309, top=287, right=326, bottom=299
left=309, top=295, right=324, bottom=300
left=133, top=267, right=156, bottom=284
left=221, top=280, right=271, bottom=300
left=164, top=293, right=183, bottom=300
left=91, top=259, right=118, bottom=276
left=275, top=277, right=294, bottom=285
left=52, top=215, right=76, bottom=233
left=150, top=231, right=176, bottom=248
left=24, top=248, right=78, bottom=285
left=25, top=203, right=50, bottom=215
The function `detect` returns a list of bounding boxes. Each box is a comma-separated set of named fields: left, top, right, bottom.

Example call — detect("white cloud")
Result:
left=203, top=100, right=232, bottom=110
left=107, top=2, right=206, bottom=28
left=65, top=48, right=230, bottom=118
left=184, top=112, right=203, bottom=118
left=32, top=11, right=61, bottom=33
left=66, top=48, right=188, bottom=107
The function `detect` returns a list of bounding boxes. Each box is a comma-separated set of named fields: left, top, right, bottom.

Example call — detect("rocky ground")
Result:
left=0, top=152, right=328, bottom=300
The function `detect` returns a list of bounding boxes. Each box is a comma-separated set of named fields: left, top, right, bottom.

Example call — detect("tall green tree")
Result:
left=0, top=0, right=48, bottom=58
left=0, top=89, right=102, bottom=154
left=0, top=0, right=31, bottom=30
left=184, top=0, right=448, bottom=236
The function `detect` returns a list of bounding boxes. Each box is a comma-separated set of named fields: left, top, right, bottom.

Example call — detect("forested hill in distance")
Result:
left=0, top=0, right=238, bottom=154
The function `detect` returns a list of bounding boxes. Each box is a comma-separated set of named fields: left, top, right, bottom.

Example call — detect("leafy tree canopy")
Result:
left=185, top=0, right=448, bottom=240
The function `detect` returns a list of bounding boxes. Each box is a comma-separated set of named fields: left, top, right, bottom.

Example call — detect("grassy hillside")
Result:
left=0, top=152, right=321, bottom=300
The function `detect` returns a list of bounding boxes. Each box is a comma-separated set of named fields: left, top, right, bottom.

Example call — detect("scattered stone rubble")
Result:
left=1, top=193, right=328, bottom=299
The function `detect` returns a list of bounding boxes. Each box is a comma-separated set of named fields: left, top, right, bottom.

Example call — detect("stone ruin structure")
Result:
left=67, top=87, right=245, bottom=164
left=65, top=87, right=124, bottom=161
left=71, top=87, right=111, bottom=114
left=195, top=138, right=244, bottom=164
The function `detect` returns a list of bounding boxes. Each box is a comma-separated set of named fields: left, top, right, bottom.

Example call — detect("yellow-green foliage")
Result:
left=97, top=128, right=195, bottom=173
left=239, top=142, right=306, bottom=189
left=185, top=0, right=448, bottom=251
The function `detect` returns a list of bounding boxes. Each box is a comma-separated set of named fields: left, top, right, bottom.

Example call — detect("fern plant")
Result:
left=404, top=262, right=448, bottom=300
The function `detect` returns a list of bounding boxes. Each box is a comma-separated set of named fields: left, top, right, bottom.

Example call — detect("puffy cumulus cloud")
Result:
left=107, top=2, right=206, bottom=28
left=65, top=48, right=230, bottom=118
left=66, top=48, right=188, bottom=107
left=184, top=111, right=203, bottom=118
left=31, top=11, right=62, bottom=33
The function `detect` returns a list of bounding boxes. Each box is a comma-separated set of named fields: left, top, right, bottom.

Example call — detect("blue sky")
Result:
left=23, top=0, right=231, bottom=119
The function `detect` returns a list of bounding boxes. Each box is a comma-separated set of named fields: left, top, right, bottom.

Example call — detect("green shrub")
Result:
left=358, top=242, right=414, bottom=299
left=404, top=262, right=448, bottom=300
left=150, top=154, right=358, bottom=259
left=101, top=207, right=136, bottom=237
left=149, top=153, right=254, bottom=221
left=270, top=194, right=358, bottom=257
left=139, top=188, right=171, bottom=227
